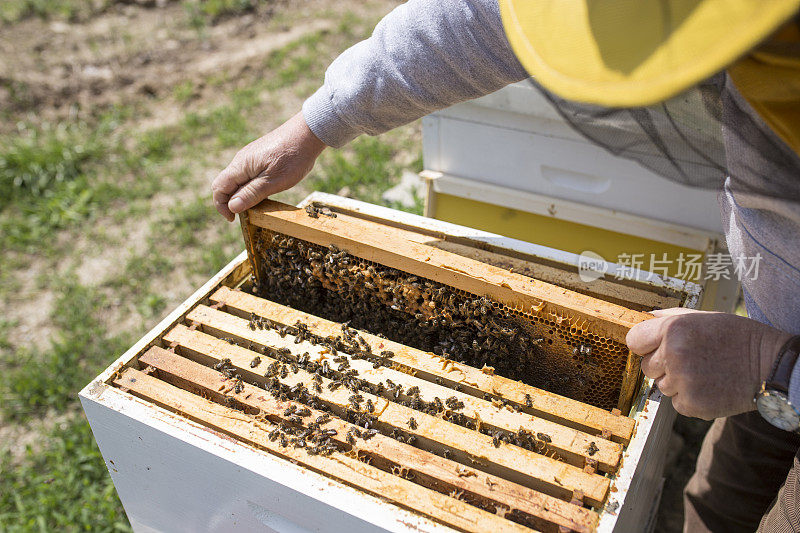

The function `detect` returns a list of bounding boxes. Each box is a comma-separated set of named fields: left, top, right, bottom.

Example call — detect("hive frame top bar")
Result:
left=297, top=192, right=704, bottom=310
left=208, top=285, right=635, bottom=444
left=244, top=199, right=653, bottom=345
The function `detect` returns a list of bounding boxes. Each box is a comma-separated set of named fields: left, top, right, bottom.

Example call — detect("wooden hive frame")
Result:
left=82, top=195, right=702, bottom=533
left=242, top=201, right=651, bottom=343
left=241, top=200, right=654, bottom=413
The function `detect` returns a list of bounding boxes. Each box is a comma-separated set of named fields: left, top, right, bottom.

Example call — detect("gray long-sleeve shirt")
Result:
left=302, top=0, right=526, bottom=149
left=301, top=0, right=800, bottom=410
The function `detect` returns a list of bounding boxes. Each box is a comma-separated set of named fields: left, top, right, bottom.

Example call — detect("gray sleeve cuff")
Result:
left=302, top=86, right=362, bottom=149
left=788, top=354, right=800, bottom=411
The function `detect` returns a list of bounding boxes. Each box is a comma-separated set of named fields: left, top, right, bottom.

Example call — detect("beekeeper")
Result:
left=212, top=2, right=800, bottom=530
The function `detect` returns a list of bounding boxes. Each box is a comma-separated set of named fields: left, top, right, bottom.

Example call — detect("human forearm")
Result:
left=302, top=0, right=528, bottom=148
left=212, top=0, right=528, bottom=218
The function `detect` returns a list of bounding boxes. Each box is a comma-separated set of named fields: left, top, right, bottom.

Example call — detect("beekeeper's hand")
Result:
left=627, top=308, right=792, bottom=420
left=212, top=112, right=327, bottom=221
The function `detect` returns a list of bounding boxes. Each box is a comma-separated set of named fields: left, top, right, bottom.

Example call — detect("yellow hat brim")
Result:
left=500, top=0, right=800, bottom=107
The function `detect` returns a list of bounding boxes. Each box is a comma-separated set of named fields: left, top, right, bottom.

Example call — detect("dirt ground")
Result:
left=0, top=0, right=380, bottom=128
left=0, top=0, right=406, bottom=352
left=0, top=1, right=711, bottom=530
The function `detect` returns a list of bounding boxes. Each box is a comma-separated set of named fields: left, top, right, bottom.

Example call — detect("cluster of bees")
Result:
left=266, top=411, right=342, bottom=456
left=214, top=358, right=244, bottom=393
left=250, top=230, right=590, bottom=398
left=304, top=204, right=338, bottom=219
left=212, top=307, right=563, bottom=464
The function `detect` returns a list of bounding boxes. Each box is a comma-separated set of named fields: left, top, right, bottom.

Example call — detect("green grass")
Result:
left=0, top=112, right=127, bottom=254
left=0, top=0, right=81, bottom=23
left=0, top=282, right=130, bottom=422
left=181, top=106, right=251, bottom=149
left=0, top=319, right=15, bottom=353
left=0, top=0, right=124, bottom=24
left=309, top=134, right=423, bottom=208
left=0, top=122, right=108, bottom=209
left=0, top=6, right=420, bottom=531
left=173, top=87, right=261, bottom=150
left=159, top=196, right=218, bottom=247
left=183, top=0, right=261, bottom=29
left=0, top=78, right=37, bottom=113
left=0, top=414, right=131, bottom=532
left=138, top=128, right=174, bottom=163
left=0, top=107, right=199, bottom=258
left=1, top=0, right=266, bottom=25
left=153, top=194, right=242, bottom=275
left=165, top=29, right=336, bottom=147
left=102, top=251, right=176, bottom=307
left=196, top=241, right=238, bottom=275
left=263, top=32, right=326, bottom=90
left=172, top=80, right=197, bottom=105
left=136, top=292, right=168, bottom=319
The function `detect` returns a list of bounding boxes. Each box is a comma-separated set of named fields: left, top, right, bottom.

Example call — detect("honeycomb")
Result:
left=249, top=228, right=631, bottom=410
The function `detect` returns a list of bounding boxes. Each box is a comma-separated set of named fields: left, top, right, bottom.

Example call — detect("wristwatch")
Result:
left=755, top=336, right=800, bottom=431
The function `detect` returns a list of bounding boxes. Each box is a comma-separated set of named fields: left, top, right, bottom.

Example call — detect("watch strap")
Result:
left=766, top=336, right=800, bottom=394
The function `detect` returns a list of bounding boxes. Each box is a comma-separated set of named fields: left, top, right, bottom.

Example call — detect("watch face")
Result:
left=756, top=390, right=800, bottom=431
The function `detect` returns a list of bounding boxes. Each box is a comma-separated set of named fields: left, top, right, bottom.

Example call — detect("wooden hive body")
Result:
left=81, top=195, right=701, bottom=533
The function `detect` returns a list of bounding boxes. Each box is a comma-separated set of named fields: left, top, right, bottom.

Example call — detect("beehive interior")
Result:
left=114, top=276, right=635, bottom=532
left=249, top=228, right=630, bottom=411
left=107, top=200, right=657, bottom=532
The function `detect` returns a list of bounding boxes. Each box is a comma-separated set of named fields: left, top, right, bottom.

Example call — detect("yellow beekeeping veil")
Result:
left=499, top=0, right=800, bottom=107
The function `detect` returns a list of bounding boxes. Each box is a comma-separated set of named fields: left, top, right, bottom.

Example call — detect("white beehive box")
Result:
left=81, top=194, right=702, bottom=533
left=421, top=81, right=739, bottom=313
